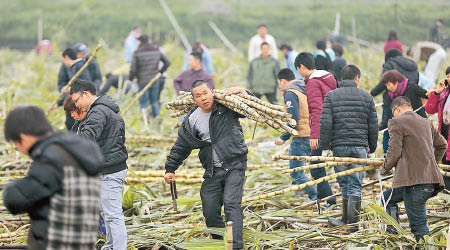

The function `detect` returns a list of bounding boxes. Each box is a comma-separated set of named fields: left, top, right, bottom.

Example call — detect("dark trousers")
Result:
left=200, top=167, right=245, bottom=249
left=253, top=92, right=277, bottom=104
left=442, top=158, right=450, bottom=191
left=310, top=148, right=336, bottom=204
left=383, top=184, right=435, bottom=241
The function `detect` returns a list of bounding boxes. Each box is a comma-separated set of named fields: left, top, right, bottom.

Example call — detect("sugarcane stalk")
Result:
left=170, top=107, right=192, bottom=118
left=232, top=92, right=284, bottom=111
left=226, top=221, right=233, bottom=250
left=293, top=174, right=394, bottom=210
left=122, top=72, right=162, bottom=115
left=48, top=44, right=102, bottom=115
left=126, top=177, right=203, bottom=184
left=274, top=155, right=384, bottom=165
left=281, top=162, right=353, bottom=174
left=243, top=165, right=378, bottom=202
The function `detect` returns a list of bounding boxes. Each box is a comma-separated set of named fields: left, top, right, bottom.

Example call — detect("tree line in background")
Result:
left=1, top=0, right=449, bottom=50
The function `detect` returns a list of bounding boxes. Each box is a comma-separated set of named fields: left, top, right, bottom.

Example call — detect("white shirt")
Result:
left=248, top=34, right=278, bottom=62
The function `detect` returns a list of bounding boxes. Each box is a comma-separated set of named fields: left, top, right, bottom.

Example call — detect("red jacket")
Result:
left=384, top=40, right=403, bottom=54
left=425, top=89, right=450, bottom=160
left=305, top=70, right=337, bottom=139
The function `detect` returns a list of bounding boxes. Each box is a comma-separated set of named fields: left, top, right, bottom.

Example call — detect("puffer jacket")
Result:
left=129, top=43, right=171, bottom=85
left=319, top=80, right=379, bottom=153
left=78, top=95, right=128, bottom=174
left=165, top=103, right=248, bottom=178
left=370, top=56, right=419, bottom=97
left=2, top=132, right=103, bottom=250
left=304, top=70, right=337, bottom=139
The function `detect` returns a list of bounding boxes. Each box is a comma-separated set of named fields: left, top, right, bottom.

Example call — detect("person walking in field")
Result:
left=2, top=106, right=103, bottom=250
left=294, top=52, right=337, bottom=207
left=381, top=96, right=446, bottom=242
left=247, top=42, right=280, bottom=104
left=164, top=81, right=249, bottom=250
left=70, top=79, right=128, bottom=250
left=320, top=65, right=378, bottom=231
left=275, top=68, right=317, bottom=201
left=129, top=35, right=171, bottom=118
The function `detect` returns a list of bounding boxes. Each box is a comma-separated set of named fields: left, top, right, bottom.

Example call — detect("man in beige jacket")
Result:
left=380, top=96, right=447, bottom=242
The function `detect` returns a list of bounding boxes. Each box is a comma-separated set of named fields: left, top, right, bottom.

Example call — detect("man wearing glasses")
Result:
left=70, top=79, right=128, bottom=250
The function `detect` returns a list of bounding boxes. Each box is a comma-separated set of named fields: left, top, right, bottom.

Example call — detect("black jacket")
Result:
left=78, top=95, right=128, bottom=174
left=380, top=83, right=428, bottom=130
left=165, top=103, right=248, bottom=178
left=2, top=133, right=103, bottom=249
left=319, top=80, right=378, bottom=153
left=370, top=56, right=419, bottom=97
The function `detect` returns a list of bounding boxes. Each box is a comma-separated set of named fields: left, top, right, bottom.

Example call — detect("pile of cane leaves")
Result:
left=0, top=44, right=449, bottom=249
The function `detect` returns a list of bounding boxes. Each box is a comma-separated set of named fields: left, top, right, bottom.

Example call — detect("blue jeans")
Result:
left=101, top=169, right=128, bottom=250
left=138, top=82, right=160, bottom=117
left=289, top=137, right=317, bottom=200
left=332, top=146, right=366, bottom=199
left=310, top=148, right=336, bottom=204
left=383, top=184, right=435, bottom=241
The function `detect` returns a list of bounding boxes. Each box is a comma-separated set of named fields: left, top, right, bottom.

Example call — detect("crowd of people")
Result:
left=4, top=20, right=450, bottom=249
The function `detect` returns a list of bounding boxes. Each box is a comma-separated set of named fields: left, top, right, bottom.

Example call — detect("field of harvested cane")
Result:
left=0, top=44, right=450, bottom=250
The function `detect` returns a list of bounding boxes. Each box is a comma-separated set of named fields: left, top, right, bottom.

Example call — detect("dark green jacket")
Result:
left=247, top=56, right=280, bottom=94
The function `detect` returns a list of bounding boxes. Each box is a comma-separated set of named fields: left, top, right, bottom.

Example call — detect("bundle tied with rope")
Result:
left=165, top=89, right=299, bottom=135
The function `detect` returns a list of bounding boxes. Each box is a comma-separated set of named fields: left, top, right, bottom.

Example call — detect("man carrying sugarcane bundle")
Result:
left=164, top=81, right=249, bottom=250
left=319, top=65, right=378, bottom=232
left=380, top=96, right=446, bottom=242
left=294, top=52, right=337, bottom=207
left=275, top=68, right=318, bottom=201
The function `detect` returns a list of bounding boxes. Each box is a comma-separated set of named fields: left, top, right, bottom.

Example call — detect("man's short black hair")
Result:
left=4, top=106, right=53, bottom=142
left=294, top=52, right=315, bottom=70
left=446, top=66, right=450, bottom=76
left=190, top=51, right=202, bottom=62
left=341, top=65, right=361, bottom=81
left=279, top=44, right=292, bottom=51
left=437, top=19, right=444, bottom=24
left=260, top=42, right=269, bottom=48
left=69, top=79, right=97, bottom=95
left=391, top=96, right=412, bottom=112
left=190, top=80, right=210, bottom=93
left=258, top=24, right=267, bottom=29
left=62, top=48, right=77, bottom=60
left=277, top=68, right=295, bottom=81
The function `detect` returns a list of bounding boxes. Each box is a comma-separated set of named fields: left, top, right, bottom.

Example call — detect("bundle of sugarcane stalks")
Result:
left=165, top=90, right=299, bottom=135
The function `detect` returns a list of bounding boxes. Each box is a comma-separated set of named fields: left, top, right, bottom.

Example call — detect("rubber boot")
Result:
left=328, top=198, right=348, bottom=226
left=386, top=206, right=399, bottom=234
left=347, top=196, right=361, bottom=233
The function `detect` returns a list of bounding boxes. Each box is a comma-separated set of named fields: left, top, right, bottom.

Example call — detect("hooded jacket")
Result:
left=280, top=80, right=310, bottom=141
left=78, top=95, right=128, bottom=174
left=319, top=80, right=378, bottom=152
left=370, top=56, right=419, bottom=97
left=304, top=70, right=337, bottom=139
left=165, top=103, right=248, bottom=178
left=3, top=133, right=104, bottom=249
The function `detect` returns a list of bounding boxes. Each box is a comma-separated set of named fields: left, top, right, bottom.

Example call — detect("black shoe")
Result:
left=328, top=198, right=348, bottom=226
left=347, top=196, right=361, bottom=233
left=386, top=206, right=399, bottom=234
